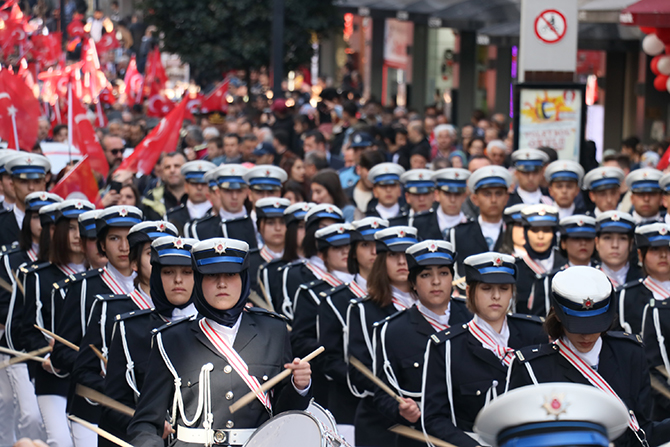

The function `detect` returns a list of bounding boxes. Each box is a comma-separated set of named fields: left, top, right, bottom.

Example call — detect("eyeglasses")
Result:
left=109, top=148, right=124, bottom=156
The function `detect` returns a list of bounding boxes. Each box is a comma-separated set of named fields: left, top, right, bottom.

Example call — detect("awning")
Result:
left=620, top=0, right=670, bottom=28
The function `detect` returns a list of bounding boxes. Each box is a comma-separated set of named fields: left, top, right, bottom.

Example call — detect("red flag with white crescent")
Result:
left=146, top=94, right=174, bottom=118
left=95, top=32, right=119, bottom=54
left=69, top=95, right=109, bottom=177
left=123, top=56, right=143, bottom=106
left=50, top=155, right=100, bottom=204
left=0, top=69, right=41, bottom=150
left=199, top=80, right=229, bottom=113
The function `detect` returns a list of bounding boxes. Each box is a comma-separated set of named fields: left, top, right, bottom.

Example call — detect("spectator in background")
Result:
left=37, top=118, right=50, bottom=143
left=206, top=137, right=224, bottom=163
left=466, top=137, right=485, bottom=158
left=252, top=142, right=276, bottom=166
left=118, top=184, right=141, bottom=207
left=398, top=120, right=430, bottom=170
left=293, top=114, right=312, bottom=157
left=280, top=152, right=307, bottom=185
left=271, top=99, right=296, bottom=149
left=241, top=133, right=258, bottom=163
left=381, top=126, right=407, bottom=164
left=484, top=127, right=499, bottom=144
left=339, top=131, right=375, bottom=189
left=303, top=130, right=344, bottom=170
left=128, top=121, right=146, bottom=148
left=304, top=152, right=328, bottom=182
left=101, top=134, right=125, bottom=172
left=272, top=129, right=291, bottom=165
left=218, top=133, right=242, bottom=164
left=433, top=124, right=457, bottom=161
left=621, top=136, right=641, bottom=170
left=142, top=152, right=187, bottom=220
left=346, top=149, right=386, bottom=219
left=486, top=140, right=507, bottom=167
left=87, top=8, right=105, bottom=42
left=52, top=125, right=68, bottom=143
left=460, top=124, right=474, bottom=152
left=282, top=180, right=307, bottom=204
left=310, top=169, right=355, bottom=222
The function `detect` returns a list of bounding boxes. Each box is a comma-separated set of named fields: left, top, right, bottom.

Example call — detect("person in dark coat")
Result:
left=506, top=149, right=552, bottom=207
left=373, top=240, right=472, bottom=447
left=509, top=266, right=670, bottom=447
left=544, top=159, right=588, bottom=220
left=422, top=252, right=547, bottom=447
left=392, top=169, right=435, bottom=228
left=127, top=237, right=312, bottom=447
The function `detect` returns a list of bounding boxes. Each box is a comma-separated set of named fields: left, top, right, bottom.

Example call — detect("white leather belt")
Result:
left=177, top=425, right=255, bottom=445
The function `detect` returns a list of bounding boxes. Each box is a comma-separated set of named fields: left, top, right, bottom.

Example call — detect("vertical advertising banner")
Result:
left=514, top=83, right=586, bottom=161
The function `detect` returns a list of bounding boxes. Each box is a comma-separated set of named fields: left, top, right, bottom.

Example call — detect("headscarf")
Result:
left=523, top=227, right=556, bottom=261
left=192, top=269, right=250, bottom=327
left=149, top=262, right=195, bottom=319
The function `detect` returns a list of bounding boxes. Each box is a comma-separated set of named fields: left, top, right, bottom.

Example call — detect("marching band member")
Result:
left=374, top=240, right=471, bottom=447
left=413, top=168, right=470, bottom=240
left=507, top=149, right=551, bottom=206
left=625, top=168, right=664, bottom=224
left=365, top=163, right=406, bottom=220
left=515, top=204, right=564, bottom=316
left=21, top=199, right=93, bottom=447
left=508, top=266, right=670, bottom=447
left=544, top=159, right=587, bottom=219
left=280, top=204, right=344, bottom=321
left=583, top=166, right=625, bottom=217
left=346, top=225, right=417, bottom=447
left=499, top=204, right=527, bottom=257
left=127, top=238, right=312, bottom=447
left=392, top=169, right=435, bottom=227
left=558, top=215, right=597, bottom=267
left=0, top=150, right=19, bottom=211
left=51, top=205, right=143, bottom=447
left=594, top=211, right=639, bottom=288
left=77, top=210, right=108, bottom=270
left=317, top=217, right=387, bottom=441
left=244, top=165, right=288, bottom=247
left=421, top=252, right=546, bottom=447
left=260, top=202, right=313, bottom=314
left=166, top=160, right=216, bottom=233
left=100, top=236, right=198, bottom=445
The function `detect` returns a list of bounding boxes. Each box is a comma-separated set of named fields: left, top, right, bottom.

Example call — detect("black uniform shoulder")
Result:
left=1, top=242, right=21, bottom=256
left=0, top=207, right=12, bottom=217
left=115, top=308, right=154, bottom=322
left=650, top=298, right=670, bottom=310
left=279, top=259, right=307, bottom=271
left=166, top=203, right=186, bottom=214
left=514, top=343, right=559, bottom=363
left=323, top=282, right=351, bottom=297
left=301, top=278, right=327, bottom=290
left=221, top=214, right=250, bottom=224
left=349, top=295, right=371, bottom=306
left=191, top=213, right=219, bottom=227
left=95, top=293, right=131, bottom=303
left=259, top=258, right=285, bottom=271
left=451, top=296, right=467, bottom=305
left=373, top=308, right=407, bottom=328
left=604, top=330, right=643, bottom=345
left=244, top=306, right=289, bottom=322
left=19, top=261, right=51, bottom=274
left=151, top=314, right=196, bottom=335
left=454, top=217, right=478, bottom=229
left=616, top=278, right=644, bottom=292
left=413, top=208, right=435, bottom=219
left=429, top=323, right=469, bottom=345
left=508, top=313, right=546, bottom=326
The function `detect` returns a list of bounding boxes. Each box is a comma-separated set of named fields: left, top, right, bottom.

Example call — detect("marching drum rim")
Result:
left=243, top=410, right=327, bottom=447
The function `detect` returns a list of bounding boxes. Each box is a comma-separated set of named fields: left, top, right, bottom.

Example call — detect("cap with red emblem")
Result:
left=521, top=204, right=559, bottom=228
left=595, top=210, right=635, bottom=235
left=374, top=225, right=418, bottom=253
left=54, top=198, right=95, bottom=223
left=304, top=203, right=344, bottom=230
left=315, top=223, right=355, bottom=250
left=368, top=162, right=405, bottom=186
left=255, top=197, right=291, bottom=220
left=635, top=222, right=670, bottom=248
left=127, top=221, right=179, bottom=249
left=181, top=160, right=217, bottom=184
left=400, top=169, right=436, bottom=194
left=625, top=167, right=662, bottom=193
left=209, top=164, right=249, bottom=190
left=95, top=205, right=143, bottom=234
left=432, top=168, right=471, bottom=193
left=151, top=235, right=198, bottom=266
left=511, top=148, right=550, bottom=172
left=583, top=167, right=625, bottom=192
left=5, top=152, right=51, bottom=180
left=559, top=214, right=596, bottom=239
left=191, top=237, right=250, bottom=274
left=473, top=382, right=629, bottom=447
left=284, top=202, right=315, bottom=225
left=78, top=210, right=102, bottom=239
left=463, top=252, right=516, bottom=284
left=406, top=239, right=455, bottom=271
left=544, top=159, right=585, bottom=186
left=351, top=217, right=389, bottom=241
left=25, top=191, right=63, bottom=211
left=243, top=165, right=288, bottom=191
left=551, top=266, right=614, bottom=334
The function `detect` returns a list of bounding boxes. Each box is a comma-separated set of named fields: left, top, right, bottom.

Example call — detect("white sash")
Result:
left=643, top=277, right=670, bottom=300
left=129, top=289, right=152, bottom=310
left=417, top=307, right=448, bottom=331
left=101, top=267, right=129, bottom=295
left=467, top=320, right=514, bottom=366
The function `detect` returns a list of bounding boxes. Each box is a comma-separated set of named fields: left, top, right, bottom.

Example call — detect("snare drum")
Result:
left=244, top=411, right=349, bottom=447
left=306, top=400, right=338, bottom=433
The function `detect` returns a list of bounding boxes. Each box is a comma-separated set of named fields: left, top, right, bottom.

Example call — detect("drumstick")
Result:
left=13, top=271, right=24, bottom=296
left=229, top=346, right=325, bottom=414
left=248, top=290, right=272, bottom=312
left=656, top=365, right=670, bottom=379
left=349, top=356, right=405, bottom=404
left=75, top=384, right=135, bottom=417
left=452, top=277, right=466, bottom=286
left=34, top=325, right=80, bottom=351
left=89, top=344, right=108, bottom=368
left=68, top=415, right=134, bottom=447
left=0, top=276, right=12, bottom=293
left=0, top=345, right=51, bottom=369
left=390, top=425, right=461, bottom=447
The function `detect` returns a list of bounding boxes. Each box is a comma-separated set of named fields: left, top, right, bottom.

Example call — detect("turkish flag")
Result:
left=0, top=10, right=27, bottom=56
left=200, top=80, right=229, bottom=113
left=117, top=98, right=187, bottom=175
left=69, top=94, right=109, bottom=177
left=80, top=39, right=109, bottom=103
left=67, top=18, right=86, bottom=39
left=657, top=144, right=670, bottom=170
left=95, top=32, right=119, bottom=54
left=123, top=56, right=143, bottom=106
left=0, top=69, right=41, bottom=150
left=142, top=48, right=167, bottom=98
left=146, top=94, right=174, bottom=117
left=99, top=87, right=116, bottom=106
left=50, top=156, right=100, bottom=203
left=94, top=101, right=107, bottom=128
left=30, top=33, right=62, bottom=66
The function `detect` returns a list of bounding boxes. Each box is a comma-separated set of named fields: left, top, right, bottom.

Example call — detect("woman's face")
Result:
left=450, top=156, right=464, bottom=169
left=326, top=245, right=349, bottom=272
left=414, top=265, right=452, bottom=309
left=161, top=265, right=194, bottom=306
left=511, top=224, right=525, bottom=248
left=642, top=246, right=670, bottom=279
left=68, top=219, right=83, bottom=255
left=131, top=242, right=152, bottom=286
left=355, top=241, right=377, bottom=275
left=526, top=227, right=552, bottom=253
left=117, top=186, right=137, bottom=206
left=202, top=272, right=243, bottom=310
left=30, top=213, right=41, bottom=242
left=295, top=221, right=306, bottom=249
left=562, top=328, right=600, bottom=353
left=595, top=233, right=631, bottom=268
left=562, top=237, right=595, bottom=265
left=311, top=183, right=334, bottom=205
left=260, top=217, right=286, bottom=247
left=102, top=227, right=131, bottom=270
left=386, top=251, right=409, bottom=286
left=471, top=283, right=513, bottom=325
left=291, top=159, right=305, bottom=183
left=283, top=191, right=298, bottom=205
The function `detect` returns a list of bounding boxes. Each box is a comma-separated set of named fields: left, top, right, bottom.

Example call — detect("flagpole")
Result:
left=67, top=79, right=73, bottom=163
left=9, top=106, right=19, bottom=150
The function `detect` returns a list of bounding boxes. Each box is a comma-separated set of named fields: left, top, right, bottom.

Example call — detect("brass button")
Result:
left=224, top=365, right=232, bottom=374
left=476, top=390, right=481, bottom=396
left=187, top=381, right=191, bottom=387
left=225, top=391, right=234, bottom=400
left=262, top=375, right=268, bottom=381
left=226, top=420, right=234, bottom=429
left=214, top=431, right=226, bottom=443
left=413, top=362, right=420, bottom=368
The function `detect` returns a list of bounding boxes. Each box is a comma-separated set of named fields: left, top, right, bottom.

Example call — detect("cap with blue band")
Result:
left=78, top=210, right=102, bottom=238
left=625, top=167, right=662, bottom=193
left=433, top=168, right=470, bottom=193
left=635, top=222, right=670, bottom=248
left=521, top=204, right=559, bottom=228
left=374, top=226, right=418, bottom=253
left=559, top=215, right=596, bottom=239
left=25, top=191, right=63, bottom=212
left=351, top=217, right=389, bottom=242
left=95, top=205, right=143, bottom=234
left=54, top=199, right=95, bottom=223
left=151, top=236, right=198, bottom=266
left=284, top=202, right=314, bottom=225
left=128, top=221, right=179, bottom=250
left=406, top=239, right=455, bottom=271
left=316, top=223, right=355, bottom=250
left=511, top=148, right=549, bottom=173
left=256, top=197, right=291, bottom=219
left=464, top=252, right=517, bottom=284
left=544, top=159, right=585, bottom=186
left=595, top=210, right=635, bottom=235
left=6, top=153, right=51, bottom=180
left=368, top=162, right=405, bottom=186
left=191, top=238, right=250, bottom=274
left=181, top=160, right=217, bottom=184
left=467, top=166, right=513, bottom=193
left=583, top=167, right=625, bottom=192
left=244, top=165, right=288, bottom=191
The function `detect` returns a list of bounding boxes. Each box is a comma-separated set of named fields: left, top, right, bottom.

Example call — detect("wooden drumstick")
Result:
left=229, top=346, right=325, bottom=414
left=389, top=425, right=461, bottom=447
left=75, top=384, right=135, bottom=417
left=349, top=356, right=405, bottom=405
left=0, top=345, right=51, bottom=369
left=33, top=325, right=79, bottom=351
left=0, top=276, right=12, bottom=293
left=452, top=276, right=466, bottom=286
left=89, top=344, right=108, bottom=368
left=13, top=271, right=24, bottom=296
left=656, top=365, right=669, bottom=379
left=68, top=415, right=134, bottom=447
left=651, top=374, right=670, bottom=401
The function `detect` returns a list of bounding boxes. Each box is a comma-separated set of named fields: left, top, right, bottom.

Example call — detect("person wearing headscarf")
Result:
left=127, top=238, right=312, bottom=447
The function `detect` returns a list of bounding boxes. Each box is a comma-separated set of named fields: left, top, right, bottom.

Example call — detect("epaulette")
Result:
left=324, top=283, right=350, bottom=297
left=615, top=278, right=644, bottom=292
left=221, top=215, right=250, bottom=224
left=95, top=293, right=130, bottom=302
left=413, top=208, right=434, bottom=218
left=373, top=308, right=407, bottom=328
left=192, top=213, right=218, bottom=225
left=248, top=248, right=260, bottom=257
left=0, top=207, right=12, bottom=216
left=19, top=261, right=51, bottom=274
left=429, top=323, right=468, bottom=344
left=279, top=259, right=306, bottom=271
left=166, top=203, right=186, bottom=214
left=650, top=298, right=670, bottom=310
left=151, top=314, right=195, bottom=334
left=605, top=330, right=643, bottom=344
left=514, top=343, right=558, bottom=363
left=301, top=278, right=326, bottom=290
left=115, top=308, right=154, bottom=322
left=244, top=306, right=289, bottom=322
left=349, top=295, right=370, bottom=305
left=508, top=313, right=545, bottom=324
left=1, top=242, right=20, bottom=255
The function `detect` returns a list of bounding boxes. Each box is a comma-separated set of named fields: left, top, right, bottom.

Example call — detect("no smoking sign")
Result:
left=534, top=9, right=567, bottom=44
